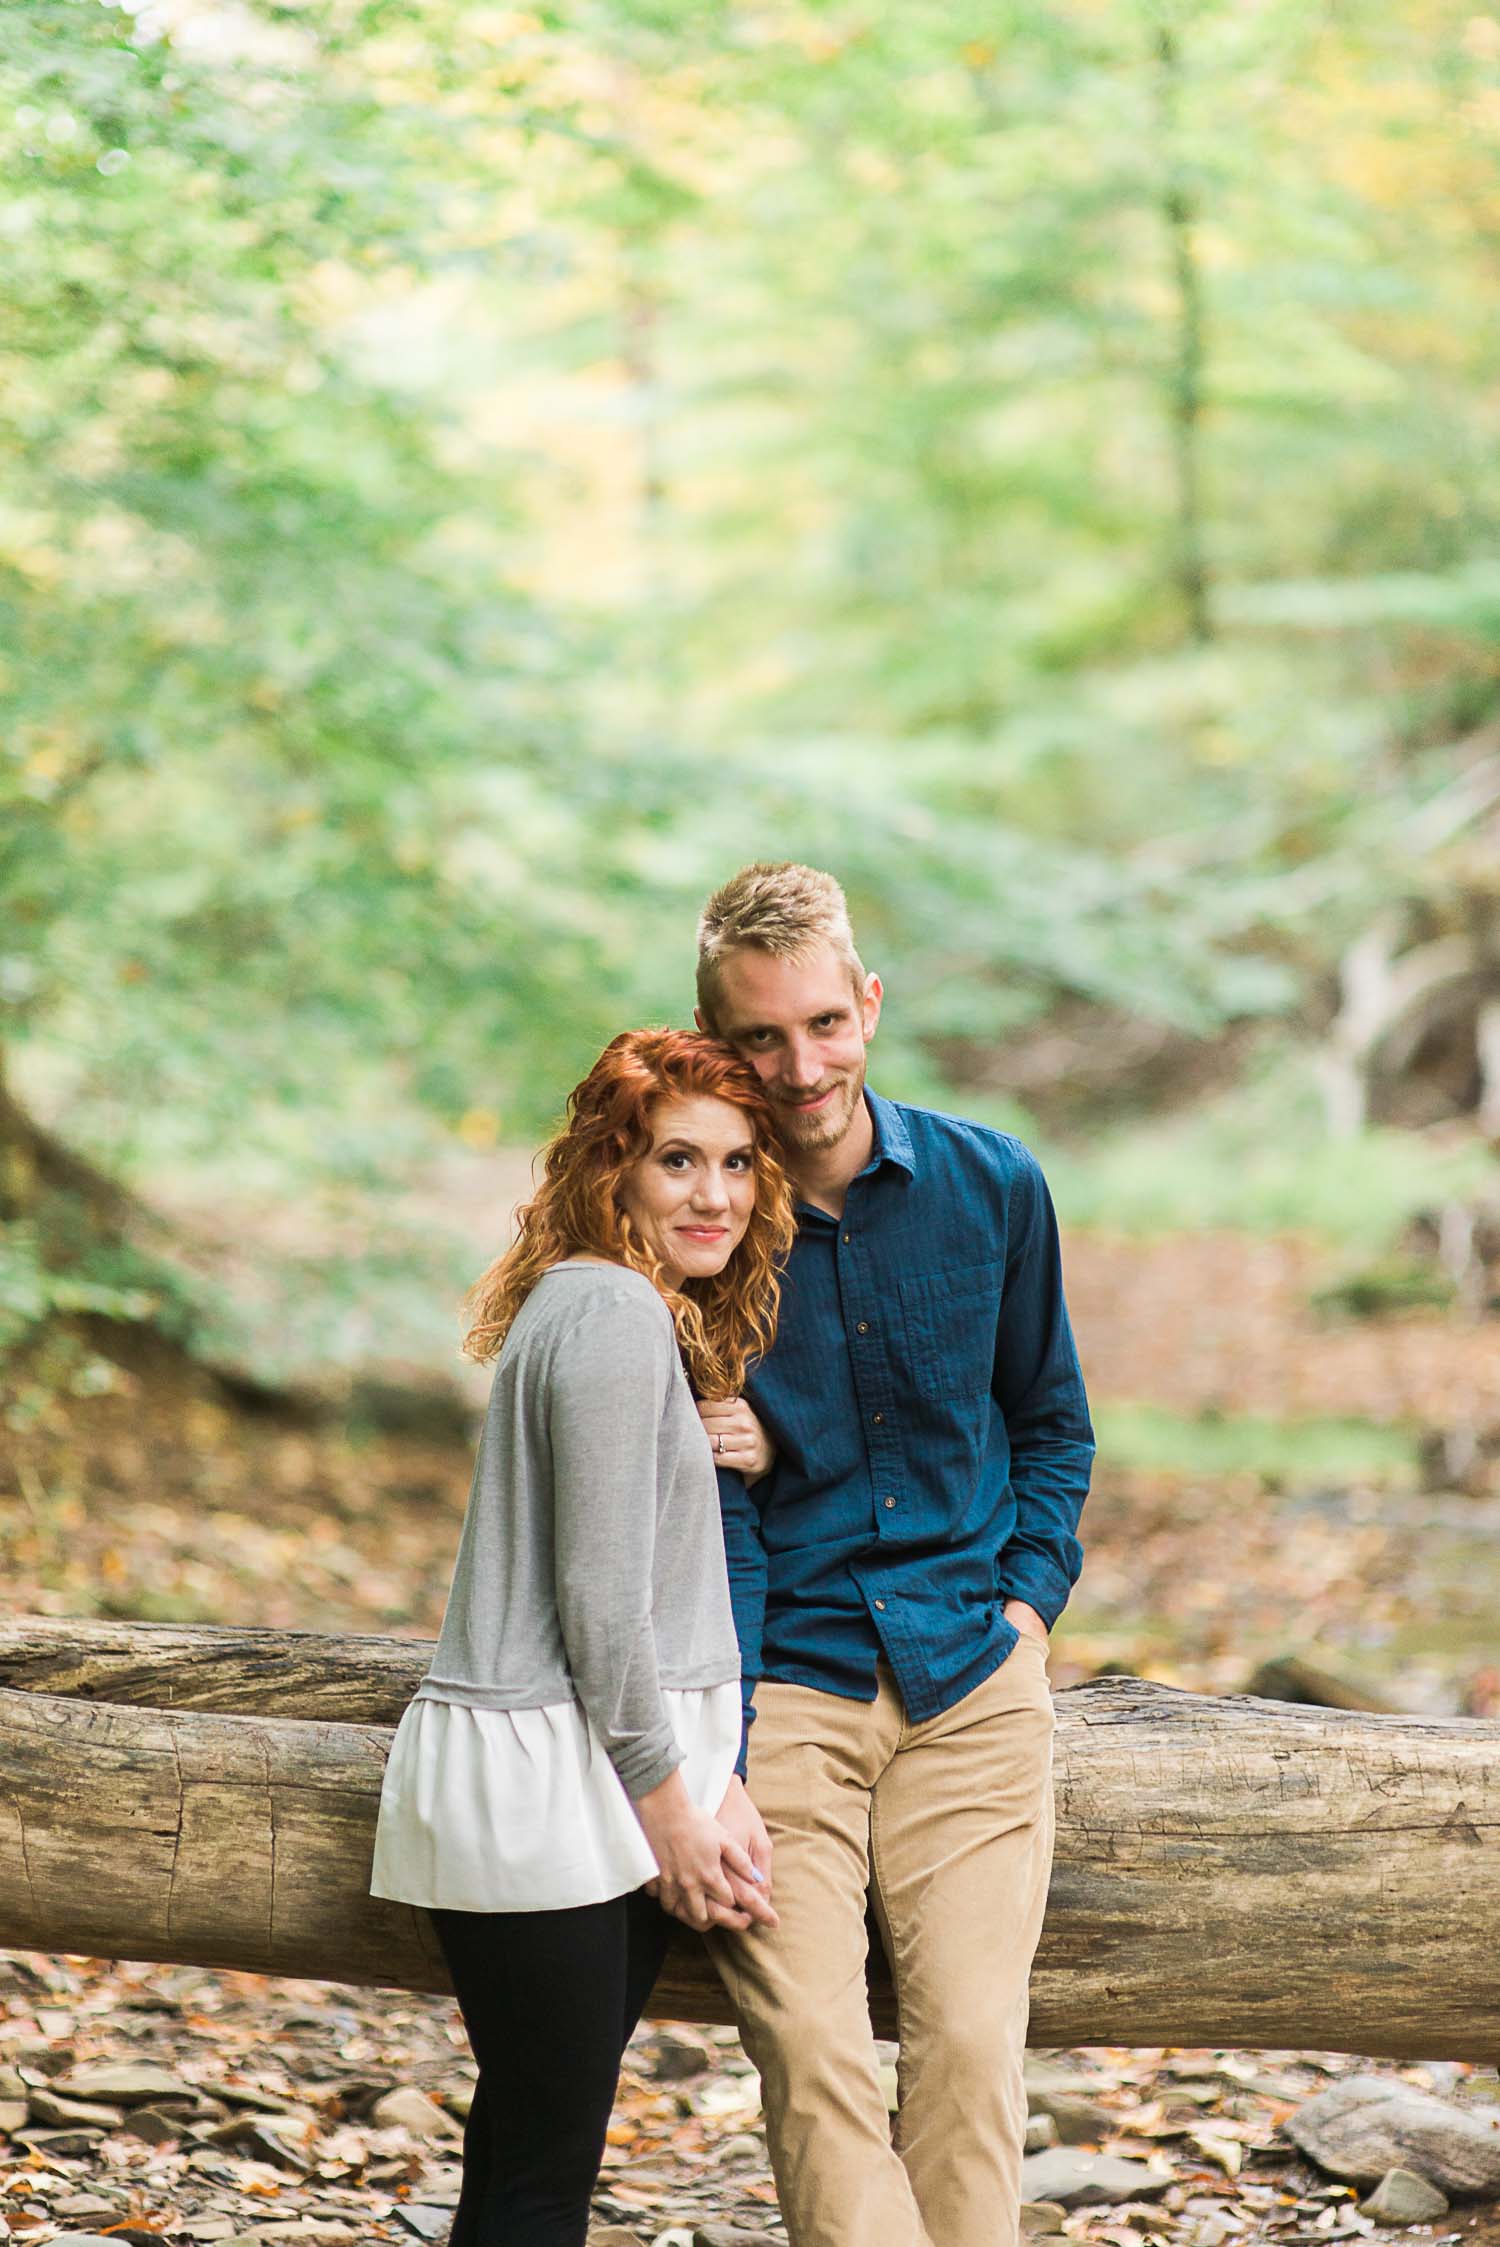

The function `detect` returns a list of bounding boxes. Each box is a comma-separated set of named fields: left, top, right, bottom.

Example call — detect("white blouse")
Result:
left=370, top=1679, right=743, bottom=1913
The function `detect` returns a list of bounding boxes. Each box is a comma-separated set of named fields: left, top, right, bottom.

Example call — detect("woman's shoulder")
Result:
left=512, top=1260, right=673, bottom=1348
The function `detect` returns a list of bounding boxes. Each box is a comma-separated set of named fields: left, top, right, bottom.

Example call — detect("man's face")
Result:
left=702, top=942, right=882, bottom=1157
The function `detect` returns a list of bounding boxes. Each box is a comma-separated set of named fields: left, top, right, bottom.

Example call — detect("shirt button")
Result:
left=884, top=1496, right=897, bottom=1509
left=871, top=1411, right=884, bottom=1425
left=842, top=1232, right=852, bottom=1244
left=856, top=1320, right=870, bottom=1335
left=874, top=1598, right=886, bottom=1611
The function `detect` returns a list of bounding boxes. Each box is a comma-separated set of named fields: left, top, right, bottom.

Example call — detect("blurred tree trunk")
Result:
left=0, top=1052, right=133, bottom=1233
left=1154, top=21, right=1211, bottom=644
left=1479, top=998, right=1500, bottom=1138
left=0, top=1050, right=36, bottom=1219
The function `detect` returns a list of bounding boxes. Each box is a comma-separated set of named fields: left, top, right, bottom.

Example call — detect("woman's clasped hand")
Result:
left=636, top=1769, right=778, bottom=1933
left=697, top=1392, right=777, bottom=1481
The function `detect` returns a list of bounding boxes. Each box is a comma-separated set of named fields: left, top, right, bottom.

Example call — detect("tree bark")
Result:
left=1478, top=996, right=1500, bottom=1140
left=1153, top=23, right=1212, bottom=644
left=2, top=1644, right=1498, bottom=2057
left=0, top=1057, right=140, bottom=1230
left=1318, top=923, right=1492, bottom=1139
left=0, top=1615, right=428, bottom=1724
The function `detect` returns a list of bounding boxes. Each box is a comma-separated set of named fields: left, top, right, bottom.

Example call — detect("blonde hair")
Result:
left=463, top=1029, right=795, bottom=1399
left=696, top=861, right=865, bottom=1030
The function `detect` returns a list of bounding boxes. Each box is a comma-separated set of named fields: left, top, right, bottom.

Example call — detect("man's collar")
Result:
left=860, top=1088, right=915, bottom=1179
left=791, top=1089, right=916, bottom=1225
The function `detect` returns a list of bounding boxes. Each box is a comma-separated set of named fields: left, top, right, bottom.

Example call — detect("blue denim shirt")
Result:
left=719, top=1090, right=1094, bottom=1772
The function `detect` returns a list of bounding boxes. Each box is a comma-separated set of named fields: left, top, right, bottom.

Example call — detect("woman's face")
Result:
left=618, top=1093, right=759, bottom=1287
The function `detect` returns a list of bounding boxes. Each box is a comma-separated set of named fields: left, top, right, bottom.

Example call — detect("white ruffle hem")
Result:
left=369, top=1681, right=742, bottom=1913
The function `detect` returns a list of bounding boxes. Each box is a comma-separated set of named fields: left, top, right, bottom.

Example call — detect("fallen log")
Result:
left=1241, top=1653, right=1396, bottom=1714
left=2, top=1654, right=1498, bottom=2058
left=0, top=1615, right=426, bottom=1723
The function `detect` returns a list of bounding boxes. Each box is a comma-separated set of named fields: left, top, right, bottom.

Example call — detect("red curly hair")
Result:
left=463, top=1029, right=796, bottom=1398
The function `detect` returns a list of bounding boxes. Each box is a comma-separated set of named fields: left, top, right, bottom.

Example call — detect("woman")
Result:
left=370, top=1027, right=796, bottom=2247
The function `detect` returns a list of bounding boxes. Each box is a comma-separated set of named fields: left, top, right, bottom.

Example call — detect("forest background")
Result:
left=4, top=12, right=1500, bottom=2242
left=3, top=0, right=1500, bottom=1719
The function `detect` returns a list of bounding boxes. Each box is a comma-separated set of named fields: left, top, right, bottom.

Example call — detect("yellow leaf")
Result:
left=457, top=1108, right=501, bottom=1149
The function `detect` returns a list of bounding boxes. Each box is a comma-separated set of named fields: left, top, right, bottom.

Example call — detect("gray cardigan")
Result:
left=417, top=1261, right=740, bottom=1799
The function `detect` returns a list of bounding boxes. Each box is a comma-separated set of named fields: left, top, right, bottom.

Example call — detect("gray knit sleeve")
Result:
left=547, top=1289, right=683, bottom=1800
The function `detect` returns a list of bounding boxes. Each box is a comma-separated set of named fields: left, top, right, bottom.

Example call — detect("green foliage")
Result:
left=1040, top=1053, right=1498, bottom=1247
left=1311, top=1257, right=1457, bottom=1322
left=3, top=0, right=647, bottom=1163
left=0, top=1222, right=159, bottom=1356
left=0, top=1212, right=193, bottom=1425
left=5, top=0, right=1500, bottom=1371
left=1093, top=1403, right=1417, bottom=1485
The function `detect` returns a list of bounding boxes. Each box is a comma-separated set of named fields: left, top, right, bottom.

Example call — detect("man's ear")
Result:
left=861, top=972, right=883, bottom=1044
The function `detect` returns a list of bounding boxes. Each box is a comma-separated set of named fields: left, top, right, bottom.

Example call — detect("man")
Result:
left=694, top=861, right=1094, bottom=2247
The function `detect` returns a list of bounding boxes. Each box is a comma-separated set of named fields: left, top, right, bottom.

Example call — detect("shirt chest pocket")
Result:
left=897, top=1261, right=1002, bottom=1400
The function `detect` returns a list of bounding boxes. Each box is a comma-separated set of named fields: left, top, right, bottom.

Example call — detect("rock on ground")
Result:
left=392, top=2207, right=453, bottom=2241
left=1019, top=2146, right=1174, bottom=2208
left=51, top=2061, right=195, bottom=2104
left=1284, top=2073, right=1500, bottom=2195
left=1358, top=2166, right=1452, bottom=2224
left=647, top=2030, right=714, bottom=2082
left=1025, top=2086, right=1115, bottom=2144
left=26, top=2088, right=126, bottom=2127
left=370, top=2084, right=464, bottom=2140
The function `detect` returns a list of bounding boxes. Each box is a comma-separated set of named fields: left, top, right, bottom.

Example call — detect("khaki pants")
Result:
left=710, top=1641, right=1055, bottom=2247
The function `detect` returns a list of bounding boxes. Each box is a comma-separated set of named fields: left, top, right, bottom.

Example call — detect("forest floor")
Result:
left=2, top=1226, right=1498, bottom=2246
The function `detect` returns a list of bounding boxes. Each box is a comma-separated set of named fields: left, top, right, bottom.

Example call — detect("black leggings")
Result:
left=431, top=1888, right=673, bottom=2247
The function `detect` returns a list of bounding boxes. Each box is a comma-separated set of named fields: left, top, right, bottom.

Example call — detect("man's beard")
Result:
left=773, top=1064, right=865, bottom=1154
